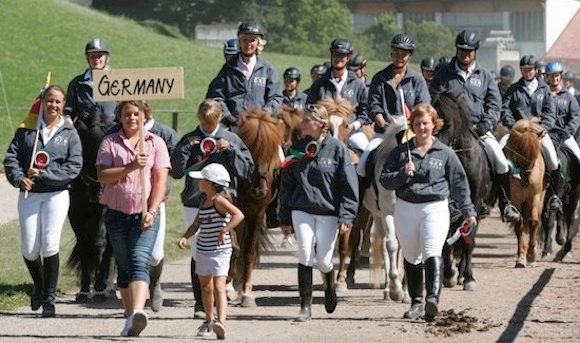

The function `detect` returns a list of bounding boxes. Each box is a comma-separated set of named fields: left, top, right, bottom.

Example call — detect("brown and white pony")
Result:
left=504, top=118, right=547, bottom=267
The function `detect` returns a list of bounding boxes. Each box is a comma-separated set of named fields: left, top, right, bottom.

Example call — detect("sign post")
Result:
left=93, top=67, right=184, bottom=216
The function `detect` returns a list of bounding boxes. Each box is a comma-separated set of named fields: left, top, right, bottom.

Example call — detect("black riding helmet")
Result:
left=519, top=55, right=539, bottom=69
left=329, top=38, right=353, bottom=55
left=85, top=38, right=110, bottom=54
left=284, top=67, right=301, bottom=81
left=500, top=65, right=515, bottom=79
left=563, top=71, right=575, bottom=80
left=237, top=21, right=264, bottom=37
left=311, top=64, right=327, bottom=76
left=349, top=53, right=367, bottom=70
left=421, top=56, right=437, bottom=71
left=456, top=30, right=480, bottom=50
left=391, top=33, right=416, bottom=52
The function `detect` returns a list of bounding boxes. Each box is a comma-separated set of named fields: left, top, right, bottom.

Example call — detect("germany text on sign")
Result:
left=92, top=67, right=184, bottom=101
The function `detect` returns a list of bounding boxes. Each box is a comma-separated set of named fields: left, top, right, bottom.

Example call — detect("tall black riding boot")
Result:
left=190, top=258, right=205, bottom=319
left=42, top=254, right=59, bottom=318
left=424, top=256, right=443, bottom=322
left=297, top=264, right=313, bottom=322
left=323, top=269, right=338, bottom=314
left=149, top=259, right=164, bottom=312
left=24, top=257, right=43, bottom=311
left=403, top=261, right=424, bottom=320
left=548, top=168, right=563, bottom=212
left=497, top=172, right=520, bottom=222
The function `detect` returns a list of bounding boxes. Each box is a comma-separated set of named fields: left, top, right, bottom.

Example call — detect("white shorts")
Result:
left=196, top=250, right=232, bottom=277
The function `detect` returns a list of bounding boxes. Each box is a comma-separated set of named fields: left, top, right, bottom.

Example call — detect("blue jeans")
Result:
left=105, top=209, right=159, bottom=288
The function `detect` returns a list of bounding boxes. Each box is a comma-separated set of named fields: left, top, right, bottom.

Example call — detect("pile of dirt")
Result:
left=425, top=308, right=503, bottom=337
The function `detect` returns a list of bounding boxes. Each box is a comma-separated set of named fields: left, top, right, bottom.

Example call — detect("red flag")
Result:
left=404, top=103, right=412, bottom=119
left=17, top=96, right=42, bottom=130
left=16, top=72, right=51, bottom=132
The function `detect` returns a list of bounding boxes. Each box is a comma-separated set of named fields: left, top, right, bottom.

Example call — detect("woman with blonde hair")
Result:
left=279, top=104, right=359, bottom=322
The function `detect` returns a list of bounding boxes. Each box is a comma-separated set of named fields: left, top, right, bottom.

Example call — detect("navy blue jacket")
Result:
left=368, top=65, right=431, bottom=125
left=283, top=90, right=308, bottom=111
left=208, top=55, right=283, bottom=125
left=64, top=69, right=117, bottom=124
left=306, top=69, right=370, bottom=126
left=4, top=121, right=83, bottom=193
left=380, top=137, right=476, bottom=219
left=430, top=58, right=501, bottom=133
left=279, top=135, right=359, bottom=227
left=549, top=89, right=580, bottom=143
left=501, top=78, right=555, bottom=130
left=171, top=126, right=254, bottom=207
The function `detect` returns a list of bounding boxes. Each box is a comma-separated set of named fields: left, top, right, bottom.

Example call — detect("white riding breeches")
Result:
left=150, top=202, right=166, bottom=266
left=292, top=210, right=339, bottom=273
left=480, top=132, right=510, bottom=174
left=501, top=133, right=559, bottom=171
left=564, top=136, right=580, bottom=165
left=394, top=198, right=449, bottom=265
left=348, top=131, right=370, bottom=152
left=356, top=132, right=383, bottom=177
left=18, top=190, right=70, bottom=261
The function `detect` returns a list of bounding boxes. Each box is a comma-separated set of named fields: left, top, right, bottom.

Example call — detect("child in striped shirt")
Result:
left=178, top=163, right=244, bottom=340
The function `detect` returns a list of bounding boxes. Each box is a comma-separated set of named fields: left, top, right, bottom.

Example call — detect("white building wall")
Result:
left=545, top=0, right=580, bottom=52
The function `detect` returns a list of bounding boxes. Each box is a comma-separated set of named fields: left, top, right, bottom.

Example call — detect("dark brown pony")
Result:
left=231, top=108, right=284, bottom=307
left=278, top=104, right=303, bottom=152
left=504, top=119, right=547, bottom=268
left=317, top=96, right=374, bottom=292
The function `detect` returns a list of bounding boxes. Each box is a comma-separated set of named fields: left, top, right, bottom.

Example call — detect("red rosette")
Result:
left=34, top=151, right=50, bottom=169
left=200, top=137, right=217, bottom=155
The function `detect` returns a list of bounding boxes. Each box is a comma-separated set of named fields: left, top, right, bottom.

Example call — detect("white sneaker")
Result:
left=129, top=310, right=149, bottom=337
left=120, top=313, right=134, bottom=337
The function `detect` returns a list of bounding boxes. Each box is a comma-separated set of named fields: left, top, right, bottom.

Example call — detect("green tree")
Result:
left=403, top=21, right=456, bottom=63
left=270, top=0, right=352, bottom=58
left=356, top=13, right=400, bottom=61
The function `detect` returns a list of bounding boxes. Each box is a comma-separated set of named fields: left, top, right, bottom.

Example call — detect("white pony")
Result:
left=361, top=115, right=407, bottom=301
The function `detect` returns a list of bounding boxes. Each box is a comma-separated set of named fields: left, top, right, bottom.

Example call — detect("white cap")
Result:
left=188, top=163, right=231, bottom=187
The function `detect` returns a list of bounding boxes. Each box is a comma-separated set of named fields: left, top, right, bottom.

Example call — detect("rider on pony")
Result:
left=430, top=29, right=520, bottom=223
left=500, top=55, right=562, bottom=211
left=544, top=61, right=580, bottom=177
left=305, top=38, right=370, bottom=156
left=358, top=32, right=431, bottom=178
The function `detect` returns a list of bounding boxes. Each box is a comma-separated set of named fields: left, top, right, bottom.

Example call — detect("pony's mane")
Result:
left=317, top=96, right=355, bottom=120
left=376, top=115, right=407, bottom=157
left=506, top=118, right=543, bottom=170
left=431, top=89, right=475, bottom=148
left=237, top=108, right=284, bottom=167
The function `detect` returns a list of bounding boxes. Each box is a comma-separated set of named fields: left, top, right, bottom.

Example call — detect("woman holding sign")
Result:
left=96, top=100, right=170, bottom=337
left=279, top=104, right=359, bottom=322
left=4, top=85, right=82, bottom=318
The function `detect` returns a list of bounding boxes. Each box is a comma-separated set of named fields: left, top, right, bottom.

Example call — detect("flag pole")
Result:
left=399, top=88, right=413, bottom=177
left=25, top=71, right=51, bottom=199
left=138, top=101, right=147, bottom=217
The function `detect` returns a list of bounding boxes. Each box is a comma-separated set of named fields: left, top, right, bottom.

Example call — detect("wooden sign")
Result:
left=92, top=67, right=184, bottom=101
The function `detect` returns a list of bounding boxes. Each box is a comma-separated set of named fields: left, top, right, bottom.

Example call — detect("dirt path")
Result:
left=1, top=209, right=579, bottom=342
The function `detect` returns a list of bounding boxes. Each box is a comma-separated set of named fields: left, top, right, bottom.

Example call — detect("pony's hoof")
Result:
left=515, top=261, right=526, bottom=268
left=444, top=277, right=457, bottom=288
left=528, top=261, right=537, bottom=267
left=389, top=288, right=404, bottom=302
left=383, top=290, right=390, bottom=300
left=541, top=252, right=551, bottom=260
left=463, top=281, right=476, bottom=291
left=226, top=283, right=238, bottom=301
left=335, top=281, right=347, bottom=293
left=241, top=294, right=256, bottom=307
left=75, top=292, right=91, bottom=303
left=457, top=276, right=465, bottom=285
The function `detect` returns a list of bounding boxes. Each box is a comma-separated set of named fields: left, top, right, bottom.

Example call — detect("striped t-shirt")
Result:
left=196, top=205, right=232, bottom=254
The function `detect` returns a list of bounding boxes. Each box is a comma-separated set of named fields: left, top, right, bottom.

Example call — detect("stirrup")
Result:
left=502, top=204, right=520, bottom=223
left=548, top=195, right=563, bottom=212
